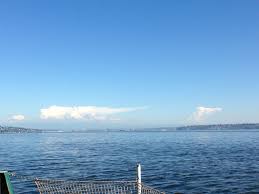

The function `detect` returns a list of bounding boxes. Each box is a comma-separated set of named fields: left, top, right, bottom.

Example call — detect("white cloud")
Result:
left=40, top=105, right=146, bottom=120
left=11, top=114, right=25, bottom=121
left=191, top=106, right=222, bottom=122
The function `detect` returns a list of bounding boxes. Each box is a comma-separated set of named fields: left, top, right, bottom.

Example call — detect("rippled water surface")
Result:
left=1, top=131, right=259, bottom=193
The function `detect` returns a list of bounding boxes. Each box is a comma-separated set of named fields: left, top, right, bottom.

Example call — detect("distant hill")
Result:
left=0, top=126, right=42, bottom=133
left=175, top=123, right=259, bottom=131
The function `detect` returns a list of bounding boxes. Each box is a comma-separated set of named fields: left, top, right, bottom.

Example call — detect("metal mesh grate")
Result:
left=141, top=184, right=165, bottom=194
left=35, top=179, right=165, bottom=194
left=8, top=164, right=165, bottom=194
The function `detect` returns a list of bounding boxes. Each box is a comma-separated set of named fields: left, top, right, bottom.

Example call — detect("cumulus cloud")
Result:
left=40, top=105, right=146, bottom=120
left=191, top=106, right=222, bottom=122
left=11, top=114, right=25, bottom=121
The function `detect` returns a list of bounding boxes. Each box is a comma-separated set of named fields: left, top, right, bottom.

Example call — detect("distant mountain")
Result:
left=0, top=126, right=43, bottom=133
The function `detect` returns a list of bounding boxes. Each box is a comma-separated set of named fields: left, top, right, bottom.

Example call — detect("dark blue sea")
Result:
left=1, top=131, right=259, bottom=193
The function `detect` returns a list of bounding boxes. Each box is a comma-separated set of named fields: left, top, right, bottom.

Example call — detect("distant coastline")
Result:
left=1, top=123, right=259, bottom=133
left=0, top=126, right=43, bottom=133
left=175, top=123, right=259, bottom=131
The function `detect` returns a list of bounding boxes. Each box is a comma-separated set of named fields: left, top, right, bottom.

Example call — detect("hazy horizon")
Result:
left=2, top=122, right=259, bottom=132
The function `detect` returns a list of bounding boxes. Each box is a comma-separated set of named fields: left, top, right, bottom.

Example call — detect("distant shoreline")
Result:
left=1, top=123, right=259, bottom=133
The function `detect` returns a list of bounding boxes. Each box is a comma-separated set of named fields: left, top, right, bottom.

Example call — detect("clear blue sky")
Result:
left=0, top=0, right=258, bottom=129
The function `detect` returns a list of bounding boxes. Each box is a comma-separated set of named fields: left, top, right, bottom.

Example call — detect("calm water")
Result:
left=1, top=131, right=259, bottom=193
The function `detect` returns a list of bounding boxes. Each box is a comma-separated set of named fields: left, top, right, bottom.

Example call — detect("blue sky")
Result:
left=0, top=0, right=258, bottom=129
